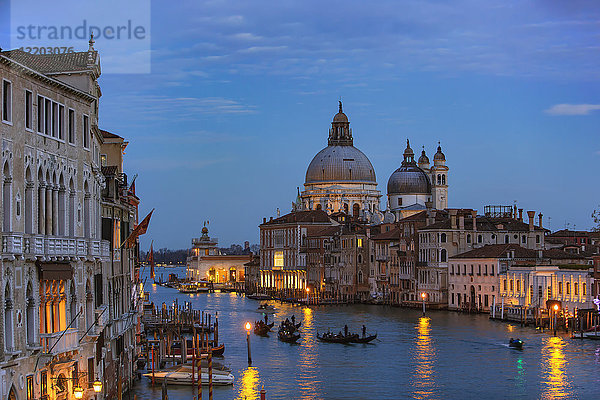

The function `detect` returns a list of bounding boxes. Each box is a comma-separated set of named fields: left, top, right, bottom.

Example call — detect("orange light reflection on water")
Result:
left=297, top=306, right=319, bottom=400
left=411, top=317, right=436, bottom=400
left=541, top=336, right=570, bottom=400
left=235, top=366, right=260, bottom=400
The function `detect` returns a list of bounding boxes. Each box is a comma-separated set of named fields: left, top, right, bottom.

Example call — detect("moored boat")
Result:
left=142, top=364, right=234, bottom=386
left=257, top=303, right=276, bottom=313
left=247, top=293, right=271, bottom=300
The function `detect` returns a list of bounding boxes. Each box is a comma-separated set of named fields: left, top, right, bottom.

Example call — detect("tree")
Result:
left=593, top=206, right=600, bottom=231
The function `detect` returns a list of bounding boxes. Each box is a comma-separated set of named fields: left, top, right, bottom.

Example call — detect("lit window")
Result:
left=357, top=238, right=363, bottom=248
left=274, top=251, right=284, bottom=267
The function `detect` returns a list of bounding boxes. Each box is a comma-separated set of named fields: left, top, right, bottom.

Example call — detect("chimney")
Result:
left=458, top=214, right=465, bottom=230
left=471, top=210, right=477, bottom=231
left=538, top=213, right=543, bottom=229
left=518, top=209, right=523, bottom=222
left=527, top=211, right=535, bottom=231
left=450, top=209, right=458, bottom=229
left=513, top=204, right=517, bottom=220
left=277, top=208, right=280, bottom=217
left=263, top=217, right=266, bottom=224
left=270, top=217, right=273, bottom=222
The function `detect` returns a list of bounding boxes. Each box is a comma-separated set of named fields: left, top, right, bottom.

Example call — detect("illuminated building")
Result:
left=185, top=225, right=249, bottom=284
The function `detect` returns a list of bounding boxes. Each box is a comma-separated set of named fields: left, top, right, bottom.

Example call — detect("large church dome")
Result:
left=305, top=145, right=376, bottom=184
left=305, top=101, right=376, bottom=184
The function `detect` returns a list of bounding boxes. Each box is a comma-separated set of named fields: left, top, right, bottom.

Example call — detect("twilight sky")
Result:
left=2, top=0, right=600, bottom=250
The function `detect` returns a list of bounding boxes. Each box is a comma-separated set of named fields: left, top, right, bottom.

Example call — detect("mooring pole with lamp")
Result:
left=245, top=322, right=252, bottom=365
left=553, top=304, right=559, bottom=336
left=421, top=292, right=427, bottom=316
left=306, top=287, right=310, bottom=305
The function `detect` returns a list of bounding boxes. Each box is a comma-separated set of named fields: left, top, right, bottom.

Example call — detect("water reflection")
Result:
left=410, top=317, right=436, bottom=399
left=541, top=337, right=569, bottom=399
left=297, top=306, right=319, bottom=399
left=235, top=366, right=260, bottom=400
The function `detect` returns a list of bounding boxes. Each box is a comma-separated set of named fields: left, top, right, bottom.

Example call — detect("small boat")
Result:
left=509, top=338, right=524, bottom=349
left=350, top=333, right=377, bottom=344
left=210, top=343, right=225, bottom=356
left=278, top=330, right=301, bottom=343
left=247, top=293, right=271, bottom=300
left=142, top=364, right=234, bottom=386
left=254, top=321, right=274, bottom=336
left=178, top=283, right=198, bottom=294
left=257, top=304, right=276, bottom=313
left=317, top=332, right=358, bottom=344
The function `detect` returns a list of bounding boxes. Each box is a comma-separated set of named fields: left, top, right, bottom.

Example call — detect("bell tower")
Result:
left=328, top=101, right=353, bottom=146
left=431, top=142, right=449, bottom=210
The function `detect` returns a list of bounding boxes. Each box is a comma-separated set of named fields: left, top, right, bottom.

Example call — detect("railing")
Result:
left=376, top=255, right=388, bottom=261
left=40, top=329, right=79, bottom=355
left=2, top=233, right=110, bottom=260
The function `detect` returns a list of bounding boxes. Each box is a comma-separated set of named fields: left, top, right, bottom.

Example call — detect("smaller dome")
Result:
left=403, top=139, right=414, bottom=157
left=387, top=164, right=432, bottom=195
left=434, top=143, right=445, bottom=161
left=201, top=226, right=208, bottom=234
left=418, top=147, right=429, bottom=164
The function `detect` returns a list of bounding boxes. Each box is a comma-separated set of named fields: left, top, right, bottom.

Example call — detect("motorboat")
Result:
left=143, top=364, right=234, bottom=385
left=257, top=304, right=276, bottom=313
left=509, top=338, right=524, bottom=349
left=178, top=283, right=198, bottom=294
left=247, top=293, right=271, bottom=300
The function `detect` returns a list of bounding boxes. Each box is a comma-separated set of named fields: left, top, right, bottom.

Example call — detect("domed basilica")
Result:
left=297, top=102, right=449, bottom=223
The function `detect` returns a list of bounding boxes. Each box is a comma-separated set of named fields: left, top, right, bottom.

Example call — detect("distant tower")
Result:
left=431, top=142, right=448, bottom=210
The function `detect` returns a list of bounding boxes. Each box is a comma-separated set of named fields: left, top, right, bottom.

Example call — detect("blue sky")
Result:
left=3, top=0, right=600, bottom=249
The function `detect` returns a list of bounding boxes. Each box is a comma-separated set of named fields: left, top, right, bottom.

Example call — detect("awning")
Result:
left=36, top=261, right=73, bottom=280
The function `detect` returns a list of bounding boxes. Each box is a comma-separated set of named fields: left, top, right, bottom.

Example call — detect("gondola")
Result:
left=278, top=330, right=301, bottom=343
left=254, top=321, right=273, bottom=336
left=316, top=332, right=358, bottom=344
left=210, top=343, right=225, bottom=356
left=350, top=333, right=377, bottom=343
left=509, top=338, right=523, bottom=349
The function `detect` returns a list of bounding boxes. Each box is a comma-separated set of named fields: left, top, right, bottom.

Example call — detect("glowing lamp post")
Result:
left=74, top=387, right=84, bottom=399
left=553, top=304, right=559, bottom=336
left=421, top=292, right=427, bottom=316
left=245, top=322, right=252, bottom=365
left=93, top=379, right=103, bottom=393
left=306, top=287, right=310, bottom=305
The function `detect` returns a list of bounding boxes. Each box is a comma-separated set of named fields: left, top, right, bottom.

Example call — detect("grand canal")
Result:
left=132, top=267, right=600, bottom=399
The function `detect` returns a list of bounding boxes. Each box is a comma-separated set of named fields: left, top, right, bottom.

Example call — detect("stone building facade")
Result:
left=0, top=41, right=142, bottom=400
left=0, top=44, right=108, bottom=400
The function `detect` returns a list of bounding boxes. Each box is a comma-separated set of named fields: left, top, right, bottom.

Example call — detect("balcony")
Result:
left=376, top=274, right=389, bottom=282
left=2, top=233, right=110, bottom=261
left=376, top=255, right=388, bottom=262
left=40, top=329, right=79, bottom=355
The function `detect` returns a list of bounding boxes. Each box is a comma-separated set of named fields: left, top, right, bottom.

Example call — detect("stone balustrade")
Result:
left=1, top=233, right=110, bottom=260
left=39, top=328, right=79, bottom=355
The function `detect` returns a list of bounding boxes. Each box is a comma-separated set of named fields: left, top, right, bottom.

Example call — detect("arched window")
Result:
left=58, top=174, right=66, bottom=235
left=504, top=235, right=509, bottom=244
left=56, top=374, right=67, bottom=393
left=85, top=282, right=93, bottom=330
left=583, top=283, right=587, bottom=296
left=316, top=203, right=321, bottom=210
left=25, top=167, right=33, bottom=234
left=38, top=169, right=45, bottom=234
left=352, top=203, right=360, bottom=218
left=478, top=234, right=483, bottom=243
left=440, top=233, right=447, bottom=243
left=441, top=175, right=446, bottom=185
left=26, top=282, right=35, bottom=345
left=68, top=177, right=75, bottom=236
left=358, top=270, right=363, bottom=284
left=4, top=283, right=13, bottom=351
left=70, top=281, right=77, bottom=329
left=83, top=181, right=90, bottom=238
left=441, top=249, right=447, bottom=262
left=467, top=234, right=471, bottom=243
left=3, top=162, right=12, bottom=232
left=437, top=174, right=441, bottom=185
left=566, top=282, right=570, bottom=295
left=521, top=236, right=526, bottom=244
left=574, top=283, right=579, bottom=296
left=536, top=235, right=540, bottom=244
left=358, top=254, right=362, bottom=264
left=343, top=203, right=349, bottom=214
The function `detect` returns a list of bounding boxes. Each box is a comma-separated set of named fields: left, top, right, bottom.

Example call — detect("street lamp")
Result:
left=421, top=292, right=426, bottom=316
left=306, top=287, right=310, bottom=305
left=74, top=387, right=84, bottom=399
left=245, top=322, right=252, bottom=365
left=93, top=379, right=103, bottom=393
left=553, top=304, right=559, bottom=336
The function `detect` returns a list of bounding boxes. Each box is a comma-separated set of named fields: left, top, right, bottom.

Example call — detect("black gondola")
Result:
left=254, top=321, right=274, bottom=336
left=350, top=333, right=377, bottom=343
left=317, top=332, right=359, bottom=344
left=278, top=329, right=301, bottom=343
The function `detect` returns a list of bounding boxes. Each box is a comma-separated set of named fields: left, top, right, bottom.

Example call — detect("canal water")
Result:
left=131, top=267, right=600, bottom=399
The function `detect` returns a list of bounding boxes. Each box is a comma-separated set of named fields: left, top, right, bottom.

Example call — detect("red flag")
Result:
left=122, top=209, right=154, bottom=248
left=148, top=241, right=155, bottom=280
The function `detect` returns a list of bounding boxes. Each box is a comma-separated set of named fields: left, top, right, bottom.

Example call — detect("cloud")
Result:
left=545, top=104, right=600, bottom=115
